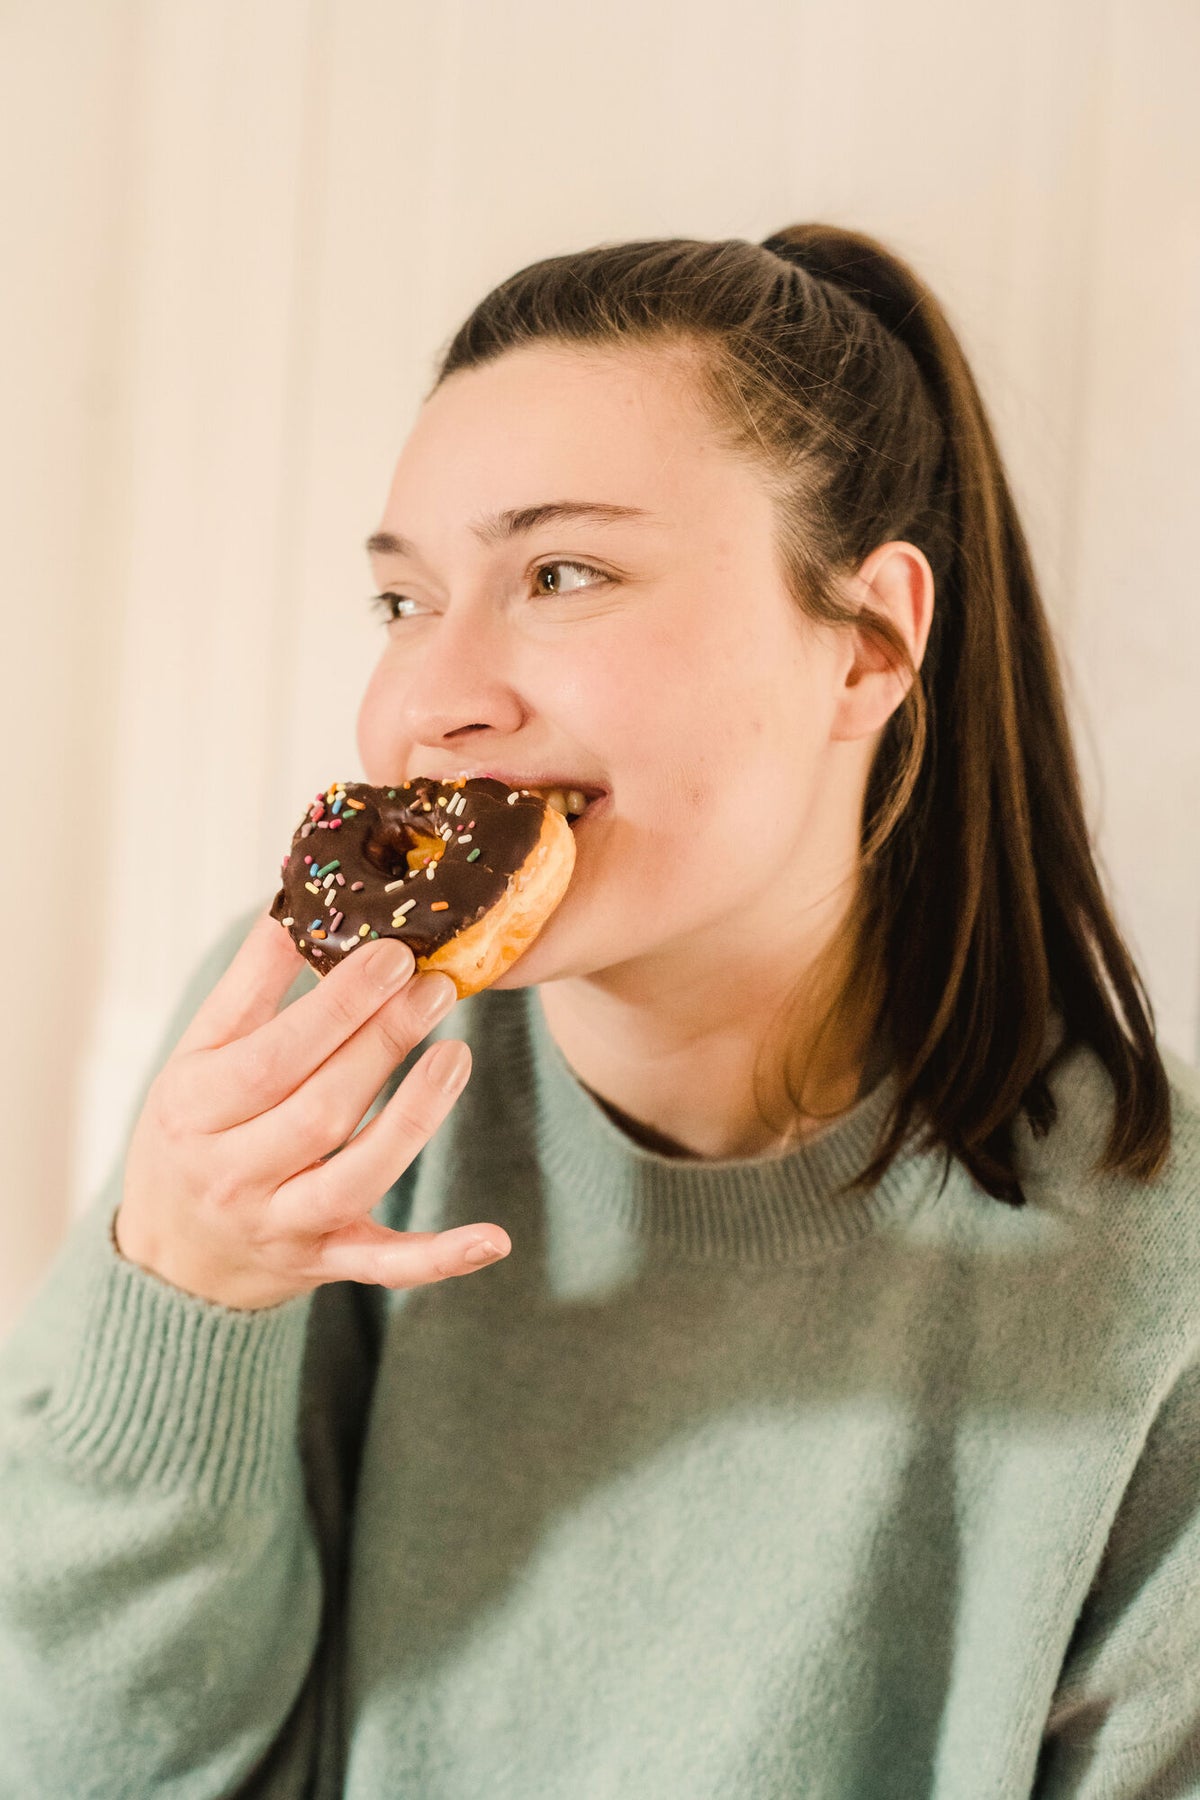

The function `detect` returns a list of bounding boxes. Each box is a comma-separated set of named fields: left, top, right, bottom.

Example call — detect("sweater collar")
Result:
left=509, top=986, right=947, bottom=1263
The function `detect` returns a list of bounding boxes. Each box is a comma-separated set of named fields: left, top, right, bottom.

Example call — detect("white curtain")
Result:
left=3, top=0, right=1197, bottom=1338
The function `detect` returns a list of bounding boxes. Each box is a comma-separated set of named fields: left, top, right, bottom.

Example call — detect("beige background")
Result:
left=2, top=0, right=1198, bottom=1340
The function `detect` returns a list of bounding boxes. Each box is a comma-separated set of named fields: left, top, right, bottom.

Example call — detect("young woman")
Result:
left=2, top=226, right=1197, bottom=1799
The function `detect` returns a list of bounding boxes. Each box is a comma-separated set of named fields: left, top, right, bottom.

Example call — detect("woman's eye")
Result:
left=532, top=559, right=607, bottom=596
left=368, top=591, right=423, bottom=623
left=367, top=559, right=607, bottom=625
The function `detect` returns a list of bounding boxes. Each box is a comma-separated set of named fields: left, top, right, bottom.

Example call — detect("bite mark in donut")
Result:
left=270, top=776, right=576, bottom=997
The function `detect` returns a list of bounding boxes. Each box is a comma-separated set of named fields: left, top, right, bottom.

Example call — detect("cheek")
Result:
left=583, top=621, right=739, bottom=772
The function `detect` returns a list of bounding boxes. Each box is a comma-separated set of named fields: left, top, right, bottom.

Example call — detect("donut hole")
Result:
left=362, top=820, right=447, bottom=881
left=405, top=830, right=448, bottom=874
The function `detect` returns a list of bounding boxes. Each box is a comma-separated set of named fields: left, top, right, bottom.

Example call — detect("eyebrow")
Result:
left=365, top=500, right=656, bottom=560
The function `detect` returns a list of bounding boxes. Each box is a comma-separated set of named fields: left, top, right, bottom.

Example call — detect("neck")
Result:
left=534, top=915, right=885, bottom=1164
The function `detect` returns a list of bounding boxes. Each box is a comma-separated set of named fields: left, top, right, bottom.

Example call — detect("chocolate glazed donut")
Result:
left=270, top=777, right=576, bottom=997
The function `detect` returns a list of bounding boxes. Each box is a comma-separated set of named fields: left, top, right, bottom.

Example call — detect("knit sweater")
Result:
left=2, top=904, right=1199, bottom=1800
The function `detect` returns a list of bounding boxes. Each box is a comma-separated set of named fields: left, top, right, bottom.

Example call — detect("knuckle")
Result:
left=326, top=978, right=369, bottom=1035
left=374, top=1007, right=419, bottom=1065
left=384, top=1094, right=430, bottom=1143
left=293, top=1161, right=345, bottom=1232
left=237, top=1037, right=285, bottom=1108
left=302, top=1097, right=353, bottom=1155
left=150, top=1067, right=196, bottom=1142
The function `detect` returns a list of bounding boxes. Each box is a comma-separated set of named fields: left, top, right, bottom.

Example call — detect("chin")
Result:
left=486, top=906, right=615, bottom=991
left=487, top=921, right=565, bottom=990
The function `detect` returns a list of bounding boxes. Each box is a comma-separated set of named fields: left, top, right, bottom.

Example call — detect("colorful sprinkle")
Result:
left=329, top=818, right=342, bottom=830
left=350, top=881, right=364, bottom=891
left=311, top=928, right=327, bottom=940
left=457, top=834, right=473, bottom=845
left=358, top=923, right=371, bottom=937
left=467, top=848, right=481, bottom=862
left=384, top=879, right=406, bottom=893
left=329, top=911, right=344, bottom=932
left=305, top=881, right=320, bottom=895
left=430, top=901, right=449, bottom=912
left=370, top=930, right=380, bottom=938
left=281, top=916, right=295, bottom=926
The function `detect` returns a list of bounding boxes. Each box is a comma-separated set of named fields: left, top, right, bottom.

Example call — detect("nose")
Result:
left=390, top=598, right=526, bottom=750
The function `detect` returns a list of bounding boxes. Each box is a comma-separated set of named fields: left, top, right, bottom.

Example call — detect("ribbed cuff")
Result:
left=41, top=1204, right=315, bottom=1507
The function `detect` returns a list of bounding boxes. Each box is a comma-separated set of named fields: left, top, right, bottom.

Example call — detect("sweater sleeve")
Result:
left=1032, top=1350, right=1200, bottom=1798
left=0, top=907, right=400, bottom=1800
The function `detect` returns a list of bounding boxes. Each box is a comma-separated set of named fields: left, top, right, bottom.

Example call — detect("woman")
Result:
left=2, top=226, right=1197, bottom=1798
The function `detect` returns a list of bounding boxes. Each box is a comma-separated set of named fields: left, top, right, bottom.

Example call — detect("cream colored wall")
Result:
left=2, top=0, right=1197, bottom=1338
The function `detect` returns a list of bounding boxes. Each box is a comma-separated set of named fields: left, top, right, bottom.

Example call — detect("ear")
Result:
left=829, top=540, right=935, bottom=744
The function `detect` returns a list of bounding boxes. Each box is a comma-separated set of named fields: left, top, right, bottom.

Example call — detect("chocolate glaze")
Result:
left=270, top=777, right=546, bottom=976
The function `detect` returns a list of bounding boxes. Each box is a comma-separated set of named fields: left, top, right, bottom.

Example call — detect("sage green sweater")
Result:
left=2, top=904, right=1199, bottom=1799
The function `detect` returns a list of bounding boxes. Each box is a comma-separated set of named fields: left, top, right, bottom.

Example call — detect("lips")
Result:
left=443, top=770, right=609, bottom=828
left=459, top=770, right=608, bottom=798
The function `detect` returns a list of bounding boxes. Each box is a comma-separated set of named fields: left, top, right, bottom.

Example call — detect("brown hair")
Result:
left=429, top=226, right=1172, bottom=1206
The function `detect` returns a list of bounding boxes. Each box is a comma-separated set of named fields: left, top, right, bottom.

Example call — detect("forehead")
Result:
left=384, top=343, right=738, bottom=520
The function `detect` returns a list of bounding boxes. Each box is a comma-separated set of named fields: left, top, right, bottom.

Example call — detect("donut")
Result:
left=269, top=777, right=576, bottom=997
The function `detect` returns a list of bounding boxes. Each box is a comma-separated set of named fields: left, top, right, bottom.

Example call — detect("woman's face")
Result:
left=357, top=342, right=863, bottom=997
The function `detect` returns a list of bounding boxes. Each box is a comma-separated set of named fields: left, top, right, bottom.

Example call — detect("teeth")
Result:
left=536, top=786, right=589, bottom=817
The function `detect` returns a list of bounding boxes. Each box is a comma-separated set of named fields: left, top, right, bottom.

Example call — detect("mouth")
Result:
left=444, top=772, right=609, bottom=831
left=523, top=784, right=608, bottom=830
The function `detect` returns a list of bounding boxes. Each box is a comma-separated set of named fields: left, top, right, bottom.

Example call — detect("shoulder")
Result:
left=1011, top=1032, right=1200, bottom=1351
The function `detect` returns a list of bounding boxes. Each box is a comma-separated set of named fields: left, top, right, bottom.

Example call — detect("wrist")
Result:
left=111, top=1203, right=300, bottom=1312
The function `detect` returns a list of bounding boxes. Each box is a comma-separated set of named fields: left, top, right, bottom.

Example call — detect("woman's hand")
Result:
left=112, top=910, right=508, bottom=1310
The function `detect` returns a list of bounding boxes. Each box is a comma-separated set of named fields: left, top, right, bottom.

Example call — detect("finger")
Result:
left=185, top=934, right=417, bottom=1130
left=267, top=1039, right=472, bottom=1237
left=239, top=971, right=457, bottom=1165
left=303, top=1217, right=512, bottom=1289
left=176, top=908, right=308, bottom=1057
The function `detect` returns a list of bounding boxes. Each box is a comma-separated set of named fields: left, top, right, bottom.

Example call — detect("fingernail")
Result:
left=463, top=1238, right=504, bottom=1265
left=413, top=974, right=457, bottom=1026
left=428, top=1039, right=469, bottom=1091
left=372, top=940, right=415, bottom=990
